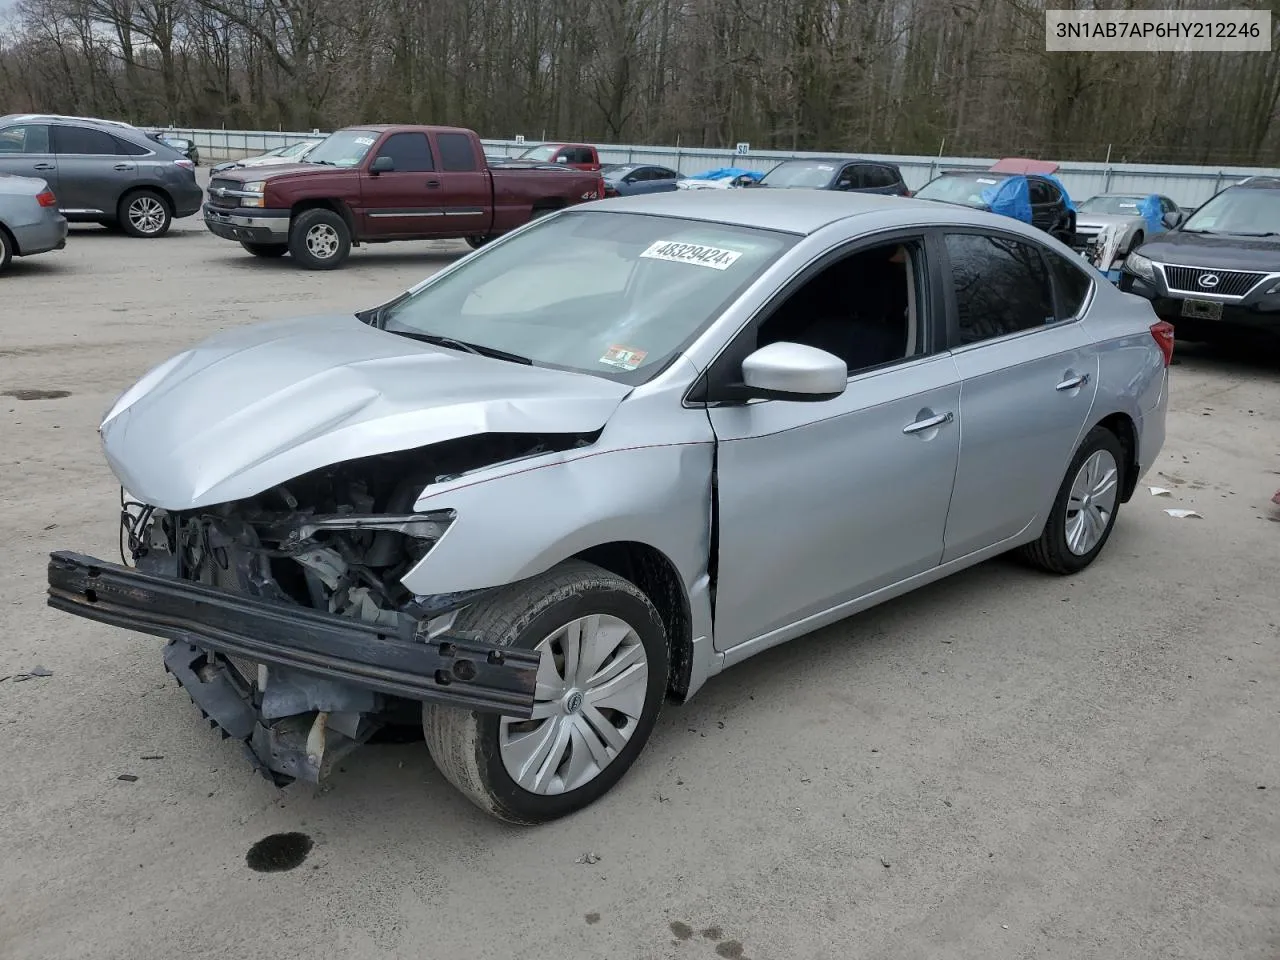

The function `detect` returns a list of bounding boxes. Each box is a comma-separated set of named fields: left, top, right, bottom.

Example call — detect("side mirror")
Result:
left=555, top=155, right=569, bottom=164
left=735, top=342, right=847, bottom=402
left=370, top=155, right=394, bottom=174
left=1161, top=211, right=1177, bottom=229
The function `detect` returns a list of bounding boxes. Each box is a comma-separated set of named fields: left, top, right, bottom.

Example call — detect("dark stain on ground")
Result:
left=702, top=927, right=724, bottom=940
left=3, top=389, right=71, bottom=400
left=670, top=921, right=694, bottom=940
left=246, top=832, right=313, bottom=872
left=715, top=941, right=745, bottom=959
left=585, top=912, right=600, bottom=925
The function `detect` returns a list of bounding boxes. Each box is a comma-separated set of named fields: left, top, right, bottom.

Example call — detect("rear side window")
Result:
left=114, top=135, right=150, bottom=157
left=567, top=147, right=594, bottom=164
left=1044, top=249, right=1093, bottom=320
left=0, top=124, right=51, bottom=154
left=944, top=233, right=1055, bottom=345
left=374, top=133, right=434, bottom=172
left=54, top=125, right=125, bottom=155
left=879, top=165, right=903, bottom=187
left=437, top=133, right=477, bottom=171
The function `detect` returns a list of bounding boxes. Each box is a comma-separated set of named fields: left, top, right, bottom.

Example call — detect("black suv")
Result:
left=1120, top=178, right=1280, bottom=344
left=750, top=158, right=909, bottom=196
left=913, top=170, right=1075, bottom=241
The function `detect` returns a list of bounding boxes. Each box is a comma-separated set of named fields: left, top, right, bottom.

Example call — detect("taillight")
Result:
left=36, top=189, right=57, bottom=207
left=174, top=158, right=195, bottom=170
left=1150, top=320, right=1175, bottom=366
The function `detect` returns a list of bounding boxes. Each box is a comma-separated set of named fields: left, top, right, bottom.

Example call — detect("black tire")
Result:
left=464, top=235, right=492, bottom=250
left=240, top=241, right=289, bottom=258
left=117, top=189, right=172, bottom=238
left=0, top=227, right=12, bottom=273
left=1020, top=425, right=1126, bottom=575
left=288, top=208, right=351, bottom=270
left=423, top=560, right=669, bottom=824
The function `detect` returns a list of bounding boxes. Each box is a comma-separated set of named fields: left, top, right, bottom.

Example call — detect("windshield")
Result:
left=914, top=174, right=1006, bottom=207
left=378, top=211, right=797, bottom=382
left=1181, top=188, right=1280, bottom=236
left=760, top=161, right=837, bottom=189
left=305, top=130, right=378, bottom=168
left=1079, top=195, right=1147, bottom=215
left=280, top=140, right=315, bottom=159
left=518, top=145, right=558, bottom=162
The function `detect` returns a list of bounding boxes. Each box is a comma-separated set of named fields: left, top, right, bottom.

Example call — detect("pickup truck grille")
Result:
left=1161, top=265, right=1267, bottom=298
left=207, top=177, right=243, bottom=209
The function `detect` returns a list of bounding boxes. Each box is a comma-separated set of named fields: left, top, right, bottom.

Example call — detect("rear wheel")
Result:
left=0, top=228, right=12, bottom=273
left=118, top=189, right=172, bottom=238
left=240, top=241, right=288, bottom=259
left=1020, top=425, right=1125, bottom=574
left=423, top=560, right=669, bottom=824
left=465, top=235, right=492, bottom=250
left=288, top=208, right=351, bottom=270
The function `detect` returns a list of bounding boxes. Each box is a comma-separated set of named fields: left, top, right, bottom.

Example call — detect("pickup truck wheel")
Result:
left=240, top=241, right=288, bottom=258
left=464, top=235, right=491, bottom=249
left=423, top=560, right=669, bottom=824
left=288, top=209, right=351, bottom=269
left=118, top=189, right=172, bottom=238
left=1020, top=426, right=1125, bottom=575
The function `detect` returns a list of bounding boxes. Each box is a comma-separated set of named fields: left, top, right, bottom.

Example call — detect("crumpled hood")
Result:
left=101, top=314, right=631, bottom=510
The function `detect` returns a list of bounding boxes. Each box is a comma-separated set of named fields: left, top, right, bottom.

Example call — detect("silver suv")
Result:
left=0, top=115, right=203, bottom=237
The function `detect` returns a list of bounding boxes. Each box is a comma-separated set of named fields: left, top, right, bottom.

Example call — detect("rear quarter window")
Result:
left=1044, top=248, right=1093, bottom=320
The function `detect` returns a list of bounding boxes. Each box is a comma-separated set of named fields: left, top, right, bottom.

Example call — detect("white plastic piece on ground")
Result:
left=1148, top=486, right=1174, bottom=496
left=1164, top=508, right=1203, bottom=519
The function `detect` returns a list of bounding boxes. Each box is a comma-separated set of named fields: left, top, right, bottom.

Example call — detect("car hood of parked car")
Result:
left=1076, top=212, right=1144, bottom=231
left=211, top=163, right=317, bottom=184
left=99, top=314, right=632, bottom=511
left=1135, top=229, right=1280, bottom=271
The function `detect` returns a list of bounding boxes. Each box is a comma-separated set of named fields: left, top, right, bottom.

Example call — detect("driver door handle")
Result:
left=114, top=163, right=135, bottom=171
left=1056, top=373, right=1090, bottom=391
left=903, top=411, right=953, bottom=434
left=33, top=162, right=55, bottom=171
left=426, top=179, right=440, bottom=188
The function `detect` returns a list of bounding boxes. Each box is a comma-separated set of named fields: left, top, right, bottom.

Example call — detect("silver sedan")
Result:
left=47, top=190, right=1171, bottom=823
left=0, top=173, right=67, bottom=272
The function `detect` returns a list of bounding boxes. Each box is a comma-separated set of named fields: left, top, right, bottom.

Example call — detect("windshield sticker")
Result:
left=640, top=240, right=743, bottom=270
left=976, top=177, right=999, bottom=184
left=599, top=345, right=648, bottom=371
left=353, top=136, right=375, bottom=146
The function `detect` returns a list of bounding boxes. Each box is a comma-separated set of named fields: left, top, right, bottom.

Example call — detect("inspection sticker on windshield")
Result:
left=599, top=345, right=648, bottom=371
left=353, top=136, right=375, bottom=145
left=640, top=240, right=743, bottom=270
left=976, top=177, right=999, bottom=184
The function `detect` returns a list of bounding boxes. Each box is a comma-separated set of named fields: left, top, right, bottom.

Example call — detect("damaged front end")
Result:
left=46, top=441, right=575, bottom=786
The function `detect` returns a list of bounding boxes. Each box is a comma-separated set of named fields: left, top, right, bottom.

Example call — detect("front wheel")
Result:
left=465, top=235, right=492, bottom=250
left=118, top=189, right=172, bottom=238
left=288, top=208, right=351, bottom=269
left=240, top=241, right=288, bottom=258
left=1020, top=425, right=1125, bottom=574
left=423, top=560, right=669, bottom=824
left=0, top=228, right=12, bottom=273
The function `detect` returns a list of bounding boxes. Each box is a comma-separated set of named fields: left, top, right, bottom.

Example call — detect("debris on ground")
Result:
left=575, top=852, right=601, bottom=865
left=116, top=774, right=138, bottom=782
left=1148, top=486, right=1173, bottom=497
left=1165, top=509, right=1203, bottom=519
left=2, top=666, right=53, bottom=683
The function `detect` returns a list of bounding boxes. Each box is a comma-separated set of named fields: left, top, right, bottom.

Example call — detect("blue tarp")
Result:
left=1137, top=194, right=1164, bottom=235
left=981, top=176, right=1033, bottom=224
left=686, top=167, right=765, bottom=182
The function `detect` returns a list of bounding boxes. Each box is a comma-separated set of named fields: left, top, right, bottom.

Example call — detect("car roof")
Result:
left=591, top=188, right=1010, bottom=235
left=1232, top=177, right=1280, bottom=189
left=336, top=124, right=477, bottom=136
left=0, top=113, right=135, bottom=129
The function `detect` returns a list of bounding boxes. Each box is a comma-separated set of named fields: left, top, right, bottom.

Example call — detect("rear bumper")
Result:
left=13, top=213, right=68, bottom=257
left=203, top=204, right=290, bottom=243
left=47, top=551, right=538, bottom=783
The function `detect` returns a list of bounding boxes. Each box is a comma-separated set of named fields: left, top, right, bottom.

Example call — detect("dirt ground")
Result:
left=2, top=197, right=1279, bottom=960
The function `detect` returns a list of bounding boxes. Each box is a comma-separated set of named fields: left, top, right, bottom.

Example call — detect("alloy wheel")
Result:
left=129, top=197, right=167, bottom=235
left=1065, top=449, right=1119, bottom=555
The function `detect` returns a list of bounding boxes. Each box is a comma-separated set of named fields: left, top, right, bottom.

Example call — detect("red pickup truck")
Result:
left=202, top=125, right=606, bottom=269
left=511, top=143, right=602, bottom=171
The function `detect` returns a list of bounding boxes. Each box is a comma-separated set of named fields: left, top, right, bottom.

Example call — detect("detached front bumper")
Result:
left=47, top=551, right=537, bottom=784
left=202, top=204, right=290, bottom=243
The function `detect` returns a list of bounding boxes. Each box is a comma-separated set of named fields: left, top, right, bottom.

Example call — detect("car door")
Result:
left=431, top=130, right=493, bottom=236
left=702, top=231, right=962, bottom=652
left=650, top=167, right=681, bottom=193
left=51, top=122, right=138, bottom=216
left=1027, top=177, right=1056, bottom=231
left=0, top=123, right=57, bottom=193
left=939, top=230, right=1100, bottom=562
left=359, top=131, right=442, bottom=236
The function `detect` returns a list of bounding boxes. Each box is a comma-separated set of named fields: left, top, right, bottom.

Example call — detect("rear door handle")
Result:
left=114, top=163, right=135, bottom=171
left=903, top=411, right=953, bottom=434
left=1056, top=373, right=1090, bottom=391
left=33, top=162, right=55, bottom=171
left=426, top=179, right=440, bottom=188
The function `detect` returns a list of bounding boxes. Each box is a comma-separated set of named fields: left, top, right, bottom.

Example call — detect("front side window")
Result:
left=944, top=233, right=1055, bottom=345
left=372, top=133, right=433, bottom=172
left=0, top=123, right=51, bottom=154
left=1181, top=188, right=1280, bottom=236
left=1029, top=179, right=1052, bottom=204
left=305, top=130, right=380, bottom=168
left=378, top=211, right=798, bottom=383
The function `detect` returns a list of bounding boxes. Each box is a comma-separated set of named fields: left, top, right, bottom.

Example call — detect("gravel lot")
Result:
left=2, top=198, right=1279, bottom=960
